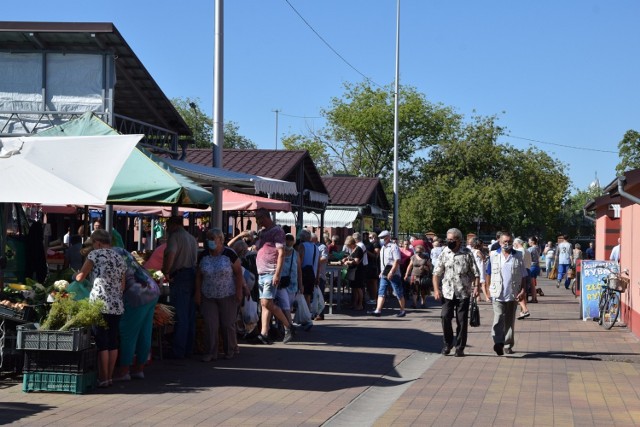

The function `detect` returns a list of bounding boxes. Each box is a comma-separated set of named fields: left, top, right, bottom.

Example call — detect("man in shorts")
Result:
left=254, top=209, right=295, bottom=344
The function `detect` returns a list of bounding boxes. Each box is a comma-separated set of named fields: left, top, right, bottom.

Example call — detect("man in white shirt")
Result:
left=554, top=235, right=573, bottom=289
left=610, top=238, right=621, bottom=264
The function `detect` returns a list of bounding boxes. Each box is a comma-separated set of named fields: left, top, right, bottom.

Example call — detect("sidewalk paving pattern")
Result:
left=1, top=277, right=640, bottom=426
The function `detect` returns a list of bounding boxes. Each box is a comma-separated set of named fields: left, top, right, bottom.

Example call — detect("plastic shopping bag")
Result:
left=241, top=295, right=259, bottom=333
left=294, top=293, right=312, bottom=325
left=311, top=286, right=325, bottom=318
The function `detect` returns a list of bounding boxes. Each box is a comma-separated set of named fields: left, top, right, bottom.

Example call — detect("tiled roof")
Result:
left=179, top=148, right=327, bottom=195
left=322, top=176, right=390, bottom=209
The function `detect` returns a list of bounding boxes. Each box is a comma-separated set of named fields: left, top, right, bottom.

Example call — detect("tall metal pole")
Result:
left=273, top=109, right=280, bottom=149
left=212, top=0, right=224, bottom=230
left=392, top=0, right=400, bottom=238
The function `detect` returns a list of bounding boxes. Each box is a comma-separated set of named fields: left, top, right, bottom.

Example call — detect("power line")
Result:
left=283, top=0, right=382, bottom=88
left=506, top=135, right=618, bottom=154
left=280, top=112, right=322, bottom=119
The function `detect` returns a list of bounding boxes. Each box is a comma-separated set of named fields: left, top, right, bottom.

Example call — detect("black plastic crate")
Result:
left=0, top=305, right=34, bottom=322
left=17, top=324, right=91, bottom=351
left=23, top=346, right=97, bottom=373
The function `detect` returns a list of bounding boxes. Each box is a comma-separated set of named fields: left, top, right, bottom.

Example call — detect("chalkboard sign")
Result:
left=581, top=260, right=618, bottom=320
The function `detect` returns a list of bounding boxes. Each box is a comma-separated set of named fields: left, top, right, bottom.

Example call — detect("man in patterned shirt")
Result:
left=433, top=228, right=480, bottom=357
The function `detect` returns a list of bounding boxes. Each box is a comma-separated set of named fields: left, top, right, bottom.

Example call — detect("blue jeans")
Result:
left=378, top=275, right=404, bottom=299
left=557, top=263, right=570, bottom=288
left=169, top=268, right=196, bottom=358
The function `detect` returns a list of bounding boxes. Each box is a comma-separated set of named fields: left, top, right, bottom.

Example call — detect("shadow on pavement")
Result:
left=104, top=324, right=444, bottom=395
left=0, top=402, right=56, bottom=424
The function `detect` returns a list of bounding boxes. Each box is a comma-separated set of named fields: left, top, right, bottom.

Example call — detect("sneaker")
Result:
left=201, top=354, right=215, bottom=362
left=556, top=282, right=560, bottom=288
left=283, top=328, right=294, bottom=344
left=505, top=348, right=514, bottom=355
left=131, top=372, right=144, bottom=380
left=493, top=343, right=504, bottom=356
left=441, top=346, right=452, bottom=355
left=454, top=348, right=465, bottom=357
left=314, top=314, right=325, bottom=321
left=113, top=373, right=131, bottom=382
left=517, top=311, right=530, bottom=320
left=396, top=310, right=406, bottom=318
left=367, top=310, right=381, bottom=317
left=257, top=334, right=272, bottom=345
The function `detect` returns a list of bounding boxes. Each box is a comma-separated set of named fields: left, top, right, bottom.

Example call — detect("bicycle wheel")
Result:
left=570, top=279, right=577, bottom=296
left=602, top=291, right=620, bottom=330
left=598, top=290, right=609, bottom=325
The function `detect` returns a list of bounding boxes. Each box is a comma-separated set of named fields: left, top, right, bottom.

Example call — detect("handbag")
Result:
left=469, top=297, right=481, bottom=327
left=278, top=252, right=295, bottom=289
left=346, top=263, right=357, bottom=281
left=548, top=265, right=558, bottom=280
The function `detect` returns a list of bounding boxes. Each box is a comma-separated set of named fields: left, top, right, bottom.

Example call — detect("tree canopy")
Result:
left=171, top=97, right=256, bottom=149
left=282, top=81, right=572, bottom=237
left=616, top=129, right=640, bottom=175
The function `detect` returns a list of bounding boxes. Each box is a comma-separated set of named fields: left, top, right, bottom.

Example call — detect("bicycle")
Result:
left=596, top=265, right=629, bottom=330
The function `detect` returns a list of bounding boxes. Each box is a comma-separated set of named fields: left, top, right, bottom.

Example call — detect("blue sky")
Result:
left=6, top=1, right=639, bottom=192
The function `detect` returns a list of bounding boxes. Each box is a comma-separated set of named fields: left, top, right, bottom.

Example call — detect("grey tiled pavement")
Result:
left=2, top=276, right=640, bottom=426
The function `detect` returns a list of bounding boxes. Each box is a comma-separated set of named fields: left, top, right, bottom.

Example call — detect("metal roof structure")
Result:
left=0, top=21, right=190, bottom=153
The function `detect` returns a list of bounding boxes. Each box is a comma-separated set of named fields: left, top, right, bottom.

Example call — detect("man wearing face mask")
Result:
left=485, top=231, right=527, bottom=356
left=432, top=228, right=480, bottom=357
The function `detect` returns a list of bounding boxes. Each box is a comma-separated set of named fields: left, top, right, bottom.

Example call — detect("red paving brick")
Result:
left=1, top=277, right=640, bottom=426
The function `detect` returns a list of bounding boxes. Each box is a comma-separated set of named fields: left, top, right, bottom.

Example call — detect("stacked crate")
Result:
left=17, top=324, right=97, bottom=394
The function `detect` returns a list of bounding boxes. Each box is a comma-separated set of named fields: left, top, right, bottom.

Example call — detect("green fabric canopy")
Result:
left=37, top=112, right=213, bottom=208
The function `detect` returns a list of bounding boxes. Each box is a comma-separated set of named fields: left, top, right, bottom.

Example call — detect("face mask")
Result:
left=207, top=240, right=217, bottom=251
left=502, top=243, right=513, bottom=252
left=446, top=240, right=458, bottom=250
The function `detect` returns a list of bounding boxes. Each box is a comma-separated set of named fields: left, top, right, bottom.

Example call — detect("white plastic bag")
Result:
left=241, top=295, right=259, bottom=333
left=294, top=293, right=312, bottom=325
left=311, top=286, right=325, bottom=317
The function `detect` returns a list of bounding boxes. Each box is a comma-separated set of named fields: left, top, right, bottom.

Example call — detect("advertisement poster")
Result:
left=581, top=260, right=618, bottom=320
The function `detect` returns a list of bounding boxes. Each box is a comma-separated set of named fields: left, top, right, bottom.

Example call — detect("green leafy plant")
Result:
left=40, top=295, right=105, bottom=331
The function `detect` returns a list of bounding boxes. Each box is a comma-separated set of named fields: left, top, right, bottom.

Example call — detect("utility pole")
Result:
left=392, top=0, right=400, bottom=238
left=272, top=109, right=280, bottom=150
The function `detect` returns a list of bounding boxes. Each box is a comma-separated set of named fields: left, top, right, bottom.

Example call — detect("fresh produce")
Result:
left=153, top=303, right=175, bottom=326
left=40, top=295, right=106, bottom=331
left=0, top=299, right=28, bottom=310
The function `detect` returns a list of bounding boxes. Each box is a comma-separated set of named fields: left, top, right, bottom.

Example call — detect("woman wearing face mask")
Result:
left=195, top=228, right=244, bottom=362
left=404, top=243, right=432, bottom=308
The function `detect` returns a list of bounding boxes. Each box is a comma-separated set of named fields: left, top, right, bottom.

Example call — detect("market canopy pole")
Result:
left=211, top=0, right=224, bottom=230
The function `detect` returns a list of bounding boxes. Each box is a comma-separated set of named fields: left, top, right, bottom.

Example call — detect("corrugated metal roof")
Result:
left=322, top=176, right=390, bottom=209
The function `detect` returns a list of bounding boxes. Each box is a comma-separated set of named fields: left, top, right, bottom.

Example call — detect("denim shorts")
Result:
left=259, top=274, right=276, bottom=299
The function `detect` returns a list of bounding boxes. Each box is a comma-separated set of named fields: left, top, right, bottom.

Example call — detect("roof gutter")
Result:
left=618, top=175, right=640, bottom=205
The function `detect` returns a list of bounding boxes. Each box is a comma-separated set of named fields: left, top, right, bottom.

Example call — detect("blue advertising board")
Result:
left=581, top=260, right=618, bottom=319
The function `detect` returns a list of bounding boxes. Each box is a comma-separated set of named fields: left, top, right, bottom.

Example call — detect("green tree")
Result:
left=399, top=115, right=570, bottom=237
left=318, top=81, right=460, bottom=182
left=616, top=129, right=640, bottom=175
left=171, top=97, right=256, bottom=149
left=224, top=121, right=257, bottom=149
left=281, top=134, right=336, bottom=176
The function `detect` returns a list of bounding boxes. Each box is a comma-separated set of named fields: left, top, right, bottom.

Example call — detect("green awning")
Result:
left=36, top=112, right=213, bottom=208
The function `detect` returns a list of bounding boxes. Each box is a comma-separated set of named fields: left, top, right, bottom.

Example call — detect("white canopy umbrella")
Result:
left=0, top=134, right=142, bottom=205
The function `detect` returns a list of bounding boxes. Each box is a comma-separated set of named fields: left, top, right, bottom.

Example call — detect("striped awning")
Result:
left=275, top=209, right=359, bottom=228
